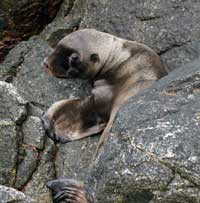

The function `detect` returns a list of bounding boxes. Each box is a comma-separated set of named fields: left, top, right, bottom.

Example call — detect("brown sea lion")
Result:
left=42, top=29, right=168, bottom=154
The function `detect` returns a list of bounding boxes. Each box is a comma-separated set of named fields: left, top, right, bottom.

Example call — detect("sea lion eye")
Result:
left=90, top=53, right=99, bottom=63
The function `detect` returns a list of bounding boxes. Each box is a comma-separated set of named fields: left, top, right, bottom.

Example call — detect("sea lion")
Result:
left=42, top=29, right=168, bottom=153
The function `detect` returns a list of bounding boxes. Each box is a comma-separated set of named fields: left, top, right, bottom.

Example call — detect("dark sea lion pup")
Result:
left=42, top=29, right=168, bottom=152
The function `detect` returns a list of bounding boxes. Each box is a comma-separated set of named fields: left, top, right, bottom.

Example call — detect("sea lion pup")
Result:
left=42, top=29, right=168, bottom=153
left=46, top=178, right=92, bottom=203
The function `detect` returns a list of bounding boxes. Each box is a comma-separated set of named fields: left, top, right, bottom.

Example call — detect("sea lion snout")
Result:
left=42, top=44, right=89, bottom=79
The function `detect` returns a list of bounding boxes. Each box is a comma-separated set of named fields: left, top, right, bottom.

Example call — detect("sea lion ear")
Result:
left=90, top=53, right=100, bottom=63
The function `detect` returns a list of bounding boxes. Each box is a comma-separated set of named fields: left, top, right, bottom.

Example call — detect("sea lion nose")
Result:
left=43, top=57, right=49, bottom=69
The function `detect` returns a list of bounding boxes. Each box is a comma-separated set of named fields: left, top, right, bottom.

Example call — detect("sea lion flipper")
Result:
left=81, top=123, right=106, bottom=137
left=54, top=122, right=106, bottom=144
left=47, top=178, right=87, bottom=203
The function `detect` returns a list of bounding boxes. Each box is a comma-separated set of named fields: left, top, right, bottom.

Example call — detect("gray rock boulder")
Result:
left=85, top=58, right=200, bottom=203
left=0, top=185, right=35, bottom=203
left=0, top=81, right=27, bottom=186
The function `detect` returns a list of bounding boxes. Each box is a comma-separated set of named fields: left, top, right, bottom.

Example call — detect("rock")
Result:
left=23, top=139, right=56, bottom=203
left=23, top=116, right=45, bottom=150
left=0, top=39, right=34, bottom=82
left=0, top=9, right=8, bottom=40
left=84, top=58, right=200, bottom=202
left=40, top=0, right=84, bottom=47
left=55, top=136, right=99, bottom=181
left=14, top=116, right=46, bottom=189
left=0, top=81, right=55, bottom=202
left=0, top=0, right=64, bottom=63
left=0, top=0, right=63, bottom=39
left=0, top=185, right=36, bottom=203
left=55, top=0, right=76, bottom=19
left=0, top=81, right=27, bottom=186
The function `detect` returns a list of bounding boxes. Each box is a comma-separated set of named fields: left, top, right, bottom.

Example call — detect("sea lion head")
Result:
left=43, top=29, right=114, bottom=79
left=43, top=45, right=88, bottom=79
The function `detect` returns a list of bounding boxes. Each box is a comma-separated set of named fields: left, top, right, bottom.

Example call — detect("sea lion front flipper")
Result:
left=46, top=178, right=88, bottom=203
left=43, top=95, right=108, bottom=144
left=80, top=123, right=106, bottom=138
left=54, top=122, right=106, bottom=143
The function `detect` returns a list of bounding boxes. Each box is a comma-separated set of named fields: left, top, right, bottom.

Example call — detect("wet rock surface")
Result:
left=0, top=0, right=200, bottom=203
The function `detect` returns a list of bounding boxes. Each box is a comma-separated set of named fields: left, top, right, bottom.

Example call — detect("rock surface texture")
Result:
left=0, top=0, right=200, bottom=203
left=0, top=185, right=35, bottom=203
left=0, top=0, right=64, bottom=63
left=0, top=0, right=63, bottom=39
left=86, top=59, right=200, bottom=202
